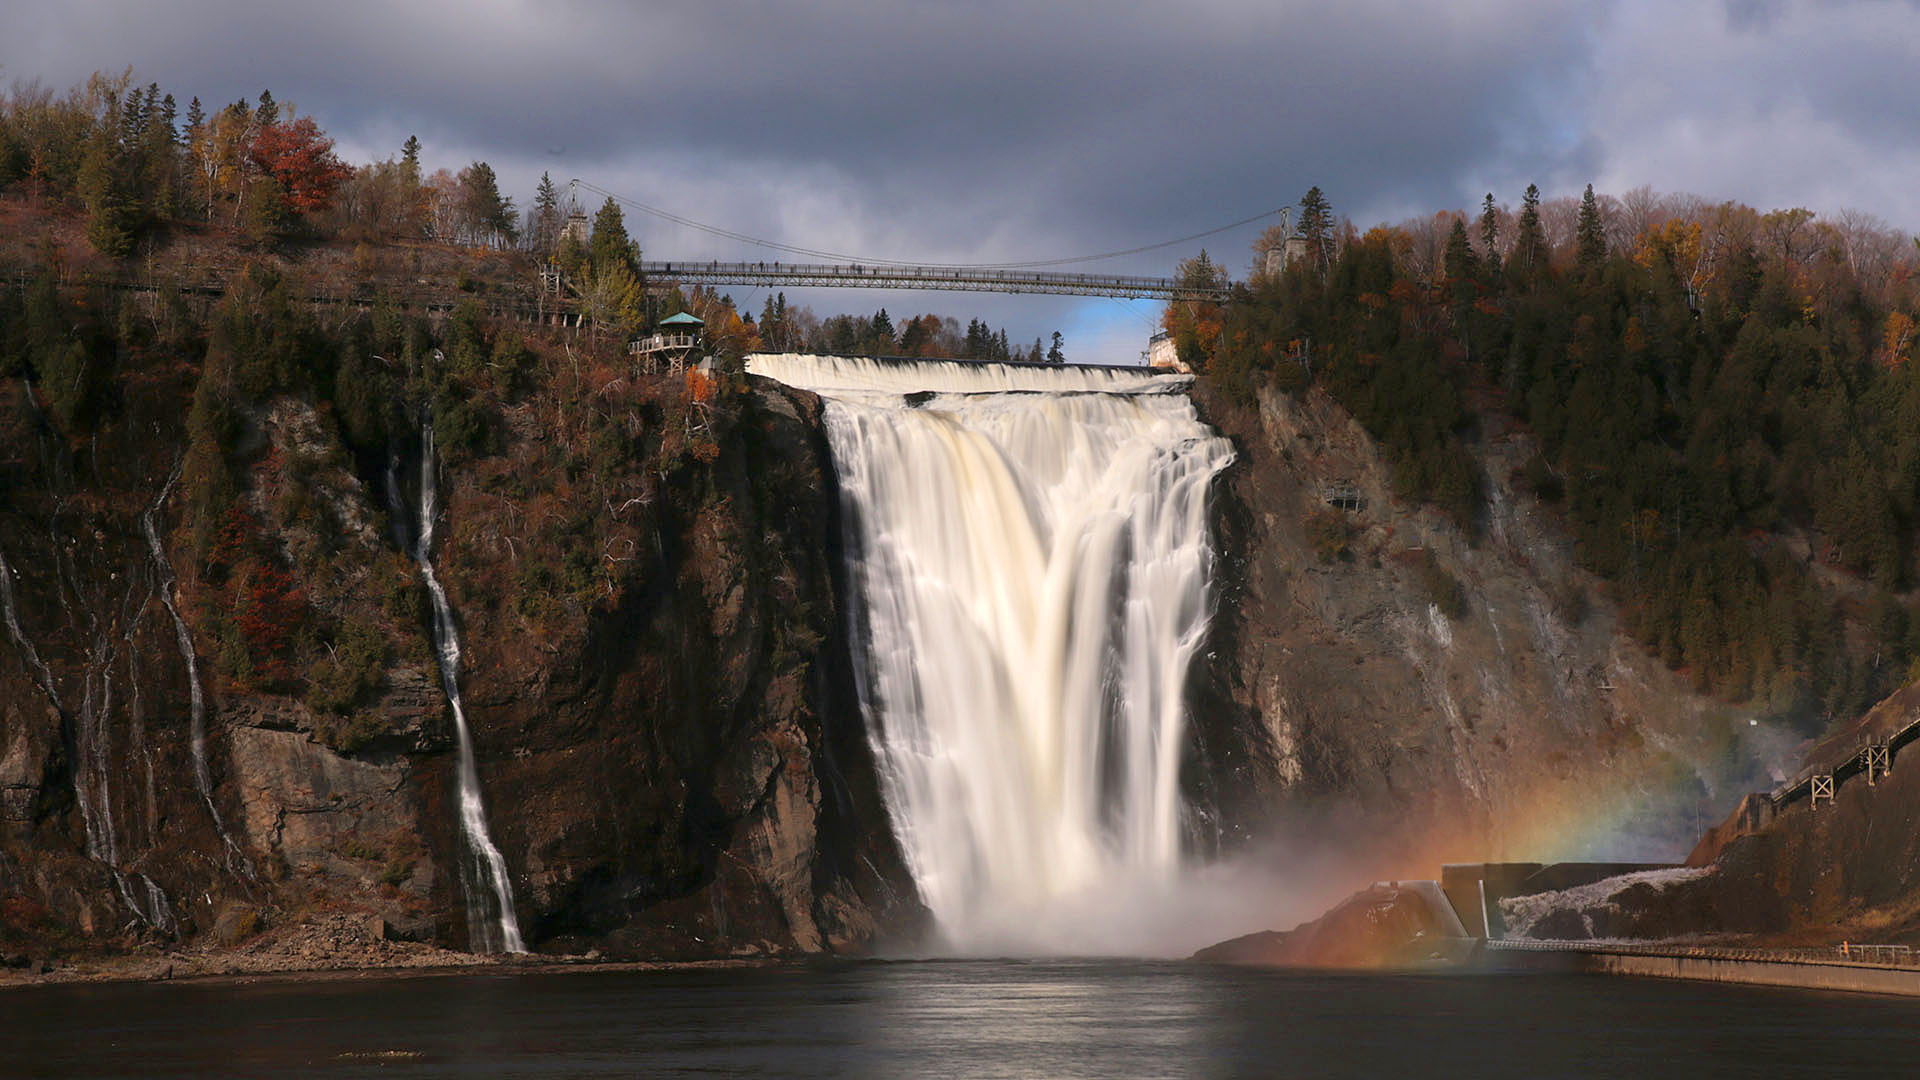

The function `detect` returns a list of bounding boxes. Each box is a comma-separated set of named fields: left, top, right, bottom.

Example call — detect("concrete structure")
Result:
left=1146, top=332, right=1188, bottom=372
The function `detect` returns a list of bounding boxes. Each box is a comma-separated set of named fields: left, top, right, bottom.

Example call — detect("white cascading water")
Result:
left=13, top=570, right=177, bottom=934
left=141, top=472, right=251, bottom=877
left=0, top=547, right=60, bottom=710
left=410, top=423, right=525, bottom=954
left=747, top=353, right=1235, bottom=953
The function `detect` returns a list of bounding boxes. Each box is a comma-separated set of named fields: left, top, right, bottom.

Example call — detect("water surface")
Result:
left=9, top=960, right=1919, bottom=1078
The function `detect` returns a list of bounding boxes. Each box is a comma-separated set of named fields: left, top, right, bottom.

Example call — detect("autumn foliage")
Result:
left=248, top=115, right=350, bottom=214
left=1200, top=183, right=1920, bottom=726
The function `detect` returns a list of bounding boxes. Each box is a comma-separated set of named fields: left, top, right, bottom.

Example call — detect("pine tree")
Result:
left=532, top=171, right=561, bottom=254
left=1297, top=186, right=1334, bottom=274
left=1444, top=219, right=1480, bottom=360
left=1478, top=193, right=1502, bottom=273
left=1047, top=330, right=1065, bottom=364
left=78, top=93, right=135, bottom=257
left=1515, top=184, right=1547, bottom=281
left=868, top=309, right=894, bottom=353
left=255, top=90, right=278, bottom=127
left=1576, top=183, right=1607, bottom=273
left=588, top=196, right=636, bottom=275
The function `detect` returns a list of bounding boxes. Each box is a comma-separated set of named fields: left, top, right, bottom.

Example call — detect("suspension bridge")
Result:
left=638, top=261, right=1230, bottom=302
left=571, top=180, right=1268, bottom=303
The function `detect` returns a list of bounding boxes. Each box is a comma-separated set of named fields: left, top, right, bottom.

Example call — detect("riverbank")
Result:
left=0, top=911, right=779, bottom=993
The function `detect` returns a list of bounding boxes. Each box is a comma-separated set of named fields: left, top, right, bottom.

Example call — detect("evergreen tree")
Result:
left=77, top=92, right=136, bottom=257
left=255, top=90, right=278, bottom=127
left=588, top=196, right=636, bottom=275
left=1297, top=186, right=1334, bottom=274
left=1047, top=330, right=1065, bottom=364
left=455, top=161, right=514, bottom=247
left=531, top=171, right=561, bottom=254
left=1576, top=183, right=1607, bottom=273
left=868, top=308, right=894, bottom=353
left=1478, top=193, right=1502, bottom=273
left=1514, top=184, right=1547, bottom=281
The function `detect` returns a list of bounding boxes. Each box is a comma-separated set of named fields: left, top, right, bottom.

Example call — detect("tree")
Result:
left=454, top=161, right=515, bottom=247
left=580, top=261, right=645, bottom=345
left=531, top=171, right=562, bottom=254
left=1576, top=183, right=1607, bottom=273
left=1514, top=183, right=1547, bottom=281
left=1297, top=186, right=1334, bottom=275
left=1478, top=193, right=1502, bottom=273
left=250, top=115, right=351, bottom=215
left=589, top=196, right=637, bottom=275
left=864, top=309, right=895, bottom=353
left=77, top=92, right=136, bottom=256
left=1163, top=249, right=1227, bottom=372
left=1047, top=330, right=1065, bottom=364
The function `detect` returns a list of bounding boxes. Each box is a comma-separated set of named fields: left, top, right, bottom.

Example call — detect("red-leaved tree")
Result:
left=249, top=116, right=352, bottom=215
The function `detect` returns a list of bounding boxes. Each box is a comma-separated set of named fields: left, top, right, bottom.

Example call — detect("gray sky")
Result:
left=7, top=0, right=1919, bottom=360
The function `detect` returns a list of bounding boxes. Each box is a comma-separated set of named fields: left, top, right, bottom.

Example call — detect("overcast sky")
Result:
left=6, top=0, right=1919, bottom=360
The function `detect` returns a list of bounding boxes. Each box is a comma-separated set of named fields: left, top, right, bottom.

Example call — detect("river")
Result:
left=8, top=961, right=1919, bottom=1077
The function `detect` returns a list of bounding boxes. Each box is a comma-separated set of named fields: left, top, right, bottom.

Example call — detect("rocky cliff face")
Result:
left=1188, top=381, right=1797, bottom=884
left=0, top=340, right=1824, bottom=967
left=0, top=362, right=917, bottom=964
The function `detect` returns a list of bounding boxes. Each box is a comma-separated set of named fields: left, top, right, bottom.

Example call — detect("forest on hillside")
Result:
left=0, top=71, right=1062, bottom=366
left=1170, top=184, right=1920, bottom=729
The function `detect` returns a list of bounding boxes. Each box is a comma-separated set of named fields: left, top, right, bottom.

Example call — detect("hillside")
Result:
left=0, top=200, right=918, bottom=970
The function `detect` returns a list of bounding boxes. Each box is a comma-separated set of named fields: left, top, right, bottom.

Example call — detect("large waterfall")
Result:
left=748, top=354, right=1235, bottom=953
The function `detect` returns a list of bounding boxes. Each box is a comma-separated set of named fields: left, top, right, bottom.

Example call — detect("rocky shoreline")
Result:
left=0, top=910, right=783, bottom=992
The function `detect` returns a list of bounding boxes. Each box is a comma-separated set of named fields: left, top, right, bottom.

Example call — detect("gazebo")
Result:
left=630, top=312, right=705, bottom=375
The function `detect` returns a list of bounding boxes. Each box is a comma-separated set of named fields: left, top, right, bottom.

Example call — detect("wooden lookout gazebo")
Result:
left=630, top=311, right=705, bottom=375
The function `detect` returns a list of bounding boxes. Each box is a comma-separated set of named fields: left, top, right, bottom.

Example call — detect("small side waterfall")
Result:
left=748, top=354, right=1235, bottom=953
left=0, top=547, right=60, bottom=711
left=141, top=471, right=251, bottom=876
left=406, top=424, right=525, bottom=954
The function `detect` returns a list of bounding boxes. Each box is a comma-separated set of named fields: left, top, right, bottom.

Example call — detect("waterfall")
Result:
left=748, top=353, right=1234, bottom=953
left=0, top=547, right=60, bottom=712
left=408, top=424, right=525, bottom=954
left=141, top=471, right=251, bottom=876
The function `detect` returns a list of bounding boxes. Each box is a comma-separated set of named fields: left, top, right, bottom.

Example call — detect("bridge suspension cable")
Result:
left=569, top=178, right=1281, bottom=271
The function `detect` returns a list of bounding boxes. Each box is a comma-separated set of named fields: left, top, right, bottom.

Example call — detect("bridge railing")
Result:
left=640, top=261, right=1231, bottom=302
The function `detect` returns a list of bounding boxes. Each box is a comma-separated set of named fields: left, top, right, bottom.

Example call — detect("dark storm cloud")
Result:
left=3, top=1, right=1595, bottom=266
left=7, top=1, right=1919, bottom=354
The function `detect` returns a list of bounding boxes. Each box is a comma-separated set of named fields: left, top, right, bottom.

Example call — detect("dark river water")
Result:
left=7, top=960, right=1920, bottom=1078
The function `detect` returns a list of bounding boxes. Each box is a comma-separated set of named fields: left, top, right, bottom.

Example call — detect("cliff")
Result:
left=0, top=312, right=918, bottom=966
left=1187, top=379, right=1798, bottom=893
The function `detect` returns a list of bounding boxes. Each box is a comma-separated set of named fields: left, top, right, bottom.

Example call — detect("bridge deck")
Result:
left=642, top=261, right=1229, bottom=302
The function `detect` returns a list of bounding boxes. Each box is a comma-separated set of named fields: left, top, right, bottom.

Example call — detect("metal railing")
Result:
left=1489, top=938, right=1920, bottom=969
left=641, top=260, right=1231, bottom=302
